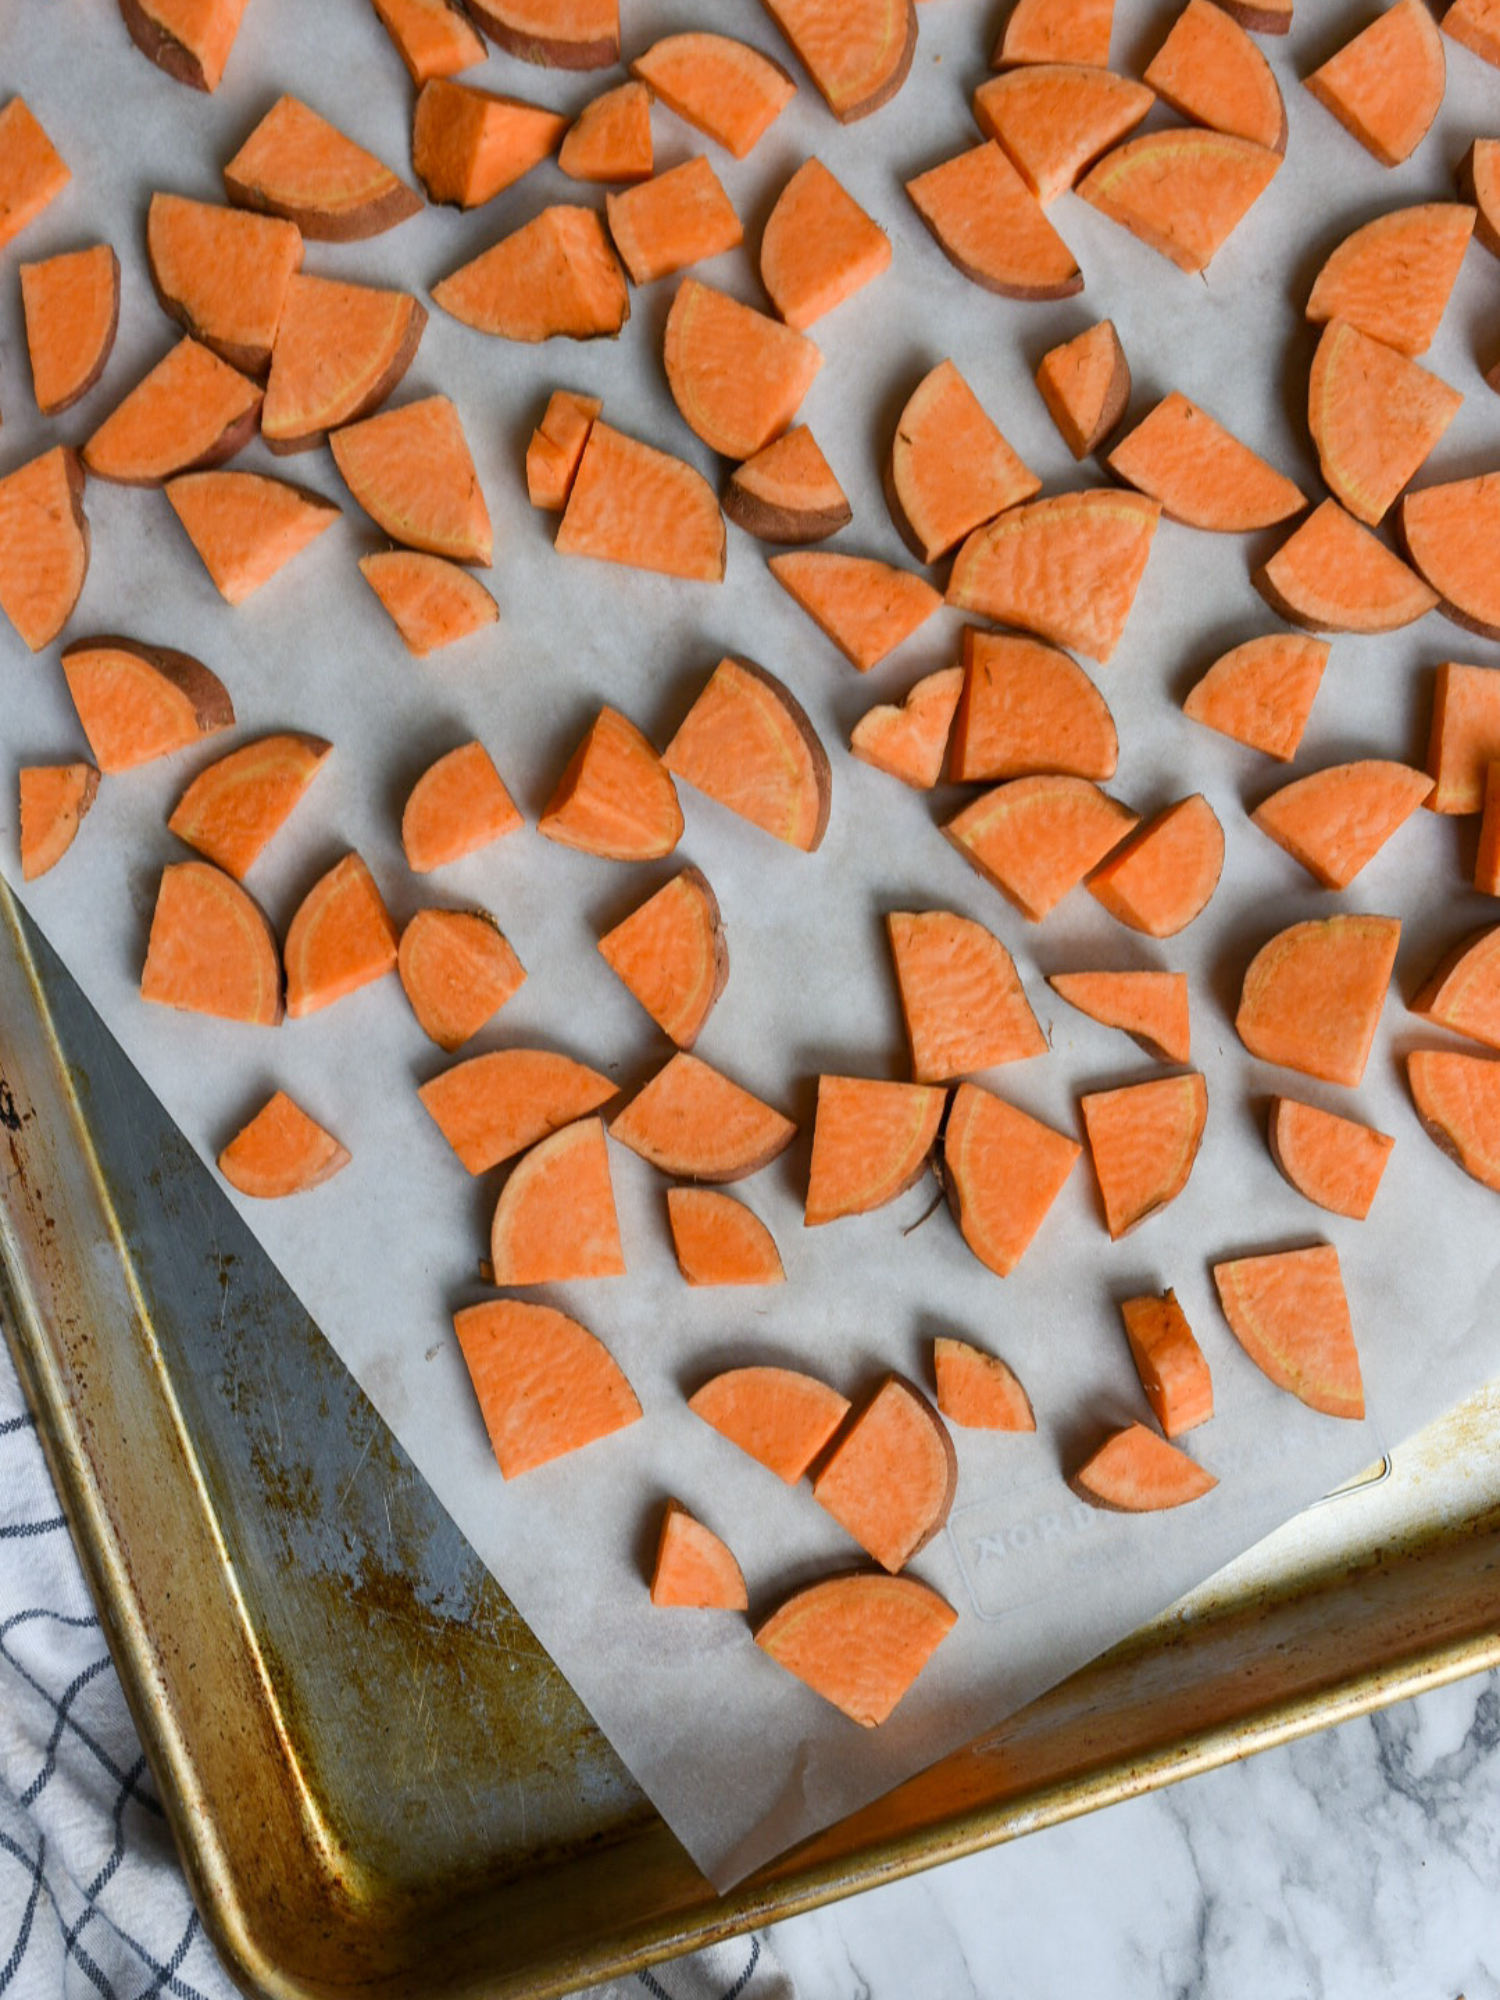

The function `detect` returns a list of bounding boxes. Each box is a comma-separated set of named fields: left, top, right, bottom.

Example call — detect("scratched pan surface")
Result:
left=5, top=871, right=1500, bottom=2000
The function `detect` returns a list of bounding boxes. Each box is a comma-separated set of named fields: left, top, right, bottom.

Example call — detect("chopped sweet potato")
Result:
left=804, top=1076, right=946, bottom=1225
left=631, top=33, right=795, bottom=157
left=1303, top=0, right=1445, bottom=167
left=1268, top=1096, right=1394, bottom=1220
left=666, top=1188, right=784, bottom=1286
left=555, top=420, right=725, bottom=581
left=946, top=776, right=1138, bottom=921
left=418, top=1049, right=617, bottom=1173
left=465, top=0, right=619, bottom=68
left=1219, top=0, right=1291, bottom=29
left=62, top=636, right=233, bottom=773
left=1255, top=500, right=1437, bottom=632
left=993, top=0, right=1113, bottom=67
left=1412, top=926, right=1500, bottom=1050
left=972, top=63, right=1153, bottom=202
left=947, top=490, right=1160, bottom=664
left=358, top=551, right=498, bottom=654
left=0, top=448, right=90, bottom=653
left=1235, top=913, right=1400, bottom=1086
left=1108, top=392, right=1305, bottom=532
left=402, top=741, right=521, bottom=873
left=0, top=99, right=70, bottom=252
left=1407, top=1048, right=1500, bottom=1192
left=885, top=360, right=1040, bottom=565
left=724, top=426, right=850, bottom=543
left=1069, top=1424, right=1216, bottom=1509
left=943, top=1081, right=1081, bottom=1275
left=768, top=551, right=941, bottom=672
left=662, top=655, right=831, bottom=849
left=370, top=0, right=487, bottom=83
left=146, top=193, right=303, bottom=377
left=558, top=80, right=653, bottom=183
left=1252, top=759, right=1433, bottom=887
left=649, top=1501, right=748, bottom=1608
left=949, top=629, right=1117, bottom=783
left=1119, top=1290, right=1213, bottom=1436
left=331, top=396, right=492, bottom=566
left=1077, top=128, right=1280, bottom=273
left=688, top=1366, right=849, bottom=1481
left=453, top=1301, right=640, bottom=1479
left=606, top=157, right=742, bottom=286
left=283, top=853, right=400, bottom=1018
left=218, top=1091, right=349, bottom=1198
left=1478, top=763, right=1500, bottom=894
left=1308, top=320, right=1460, bottom=526
left=1035, top=319, right=1130, bottom=459
left=906, top=142, right=1081, bottom=298
left=1213, top=1243, right=1364, bottom=1418
left=526, top=389, right=602, bottom=510
left=760, top=0, right=916, bottom=120
left=168, top=731, right=331, bottom=879
left=1080, top=1072, right=1208, bottom=1238
left=1047, top=969, right=1191, bottom=1064
left=1144, top=0, right=1285, bottom=151
left=850, top=668, right=964, bottom=790
left=262, top=274, right=425, bottom=453
left=18, top=764, right=99, bottom=883
left=598, top=867, right=727, bottom=1048
left=932, top=1337, right=1035, bottom=1431
left=434, top=206, right=629, bottom=342
left=165, top=470, right=338, bottom=603
left=1424, top=661, right=1500, bottom=812
left=1399, top=478, right=1500, bottom=642
left=759, top=159, right=891, bottom=329
left=538, top=706, right=682, bottom=860
left=1181, top=633, right=1329, bottom=760
left=1445, top=0, right=1500, bottom=65
left=610, top=1052, right=796, bottom=1181
left=812, top=1376, right=956, bottom=1571
left=20, top=246, right=121, bottom=414
left=83, top=338, right=262, bottom=485
left=119, top=0, right=247, bottom=90
left=1087, top=794, right=1224, bottom=936
left=140, top=860, right=282, bottom=1025
left=1458, top=140, right=1500, bottom=259
left=224, top=96, right=422, bottom=240
left=412, top=79, right=565, bottom=208
left=755, top=1573, right=956, bottom=1727
left=1306, top=203, right=1475, bottom=357
left=398, top=908, right=526, bottom=1050
left=888, top=909, right=1046, bottom=1080
left=664, top=278, right=821, bottom=459
left=490, top=1116, right=624, bottom=1283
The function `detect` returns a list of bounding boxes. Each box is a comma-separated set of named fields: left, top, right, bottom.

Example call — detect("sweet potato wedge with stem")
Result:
left=62, top=636, right=233, bottom=774
left=359, top=552, right=498, bottom=655
left=1108, top=392, right=1305, bottom=532
left=218, top=1091, right=349, bottom=1198
left=0, top=448, right=89, bottom=653
left=398, top=908, right=526, bottom=1050
left=724, top=427, right=850, bottom=544
left=526, top=390, right=602, bottom=510
left=0, top=98, right=70, bottom=252
left=402, top=741, right=521, bottom=874
left=993, top=0, right=1113, bottom=66
left=1143, top=0, right=1285, bottom=151
left=631, top=33, right=795, bottom=158
left=538, top=706, right=683, bottom=861
left=650, top=1501, right=748, bottom=1609
left=666, top=1188, right=784, bottom=1286
left=1303, top=0, right=1445, bottom=167
left=606, top=157, right=743, bottom=286
left=1181, top=633, right=1329, bottom=760
left=558, top=81, right=653, bottom=183
left=886, top=360, right=1040, bottom=564
left=972, top=64, right=1153, bottom=202
left=146, top=194, right=303, bottom=377
left=1425, top=661, right=1500, bottom=813
left=812, top=1376, right=957, bottom=1572
left=1306, top=203, right=1475, bottom=357
left=1268, top=1096, right=1393, bottom=1220
left=1120, top=1290, right=1213, bottom=1437
left=331, top=396, right=492, bottom=566
left=664, top=279, right=821, bottom=459
left=1308, top=320, right=1460, bottom=526
left=597, top=866, right=727, bottom=1048
left=1035, top=320, right=1130, bottom=460
left=1087, top=794, right=1224, bottom=937
left=453, top=1301, right=639, bottom=1479
left=949, top=630, right=1117, bottom=783
left=768, top=551, right=941, bottom=673
left=1080, top=1072, right=1208, bottom=1238
left=804, top=1076, right=946, bottom=1226
left=20, top=246, right=120, bottom=414
left=119, top=0, right=247, bottom=90
left=1213, top=1243, right=1364, bottom=1418
left=906, top=142, right=1081, bottom=299
left=489, top=1116, right=624, bottom=1284
left=224, top=96, right=422, bottom=240
left=165, top=471, right=338, bottom=603
left=466, top=0, right=619, bottom=68
left=83, top=338, right=261, bottom=485
left=412, top=79, right=565, bottom=208
left=418, top=1049, right=617, bottom=1174
left=760, top=0, right=916, bottom=120
left=1235, top=913, right=1400, bottom=1087
left=755, top=1574, right=956, bottom=1727
left=932, top=1338, right=1035, bottom=1432
left=945, top=776, right=1138, bottom=922
left=759, top=159, right=891, bottom=329
left=610, top=1052, right=796, bottom=1182
left=850, top=668, right=964, bottom=790
left=1411, top=926, right=1500, bottom=1050
left=943, top=1081, right=1081, bottom=1276
left=263, top=275, right=426, bottom=453
left=370, top=0, right=487, bottom=84
left=688, top=1366, right=849, bottom=1481
left=662, top=655, right=830, bottom=850
left=283, top=853, right=400, bottom=1018
left=1069, top=1425, right=1216, bottom=1510
left=434, top=206, right=629, bottom=342
left=888, top=909, right=1046, bottom=1080
left=1255, top=500, right=1436, bottom=633
left=1399, top=478, right=1500, bottom=642
left=1408, top=1048, right=1500, bottom=1192
left=141, top=861, right=282, bottom=1025
left=1478, top=764, right=1500, bottom=894
left=18, top=764, right=99, bottom=883
left=168, top=731, right=331, bottom=879
left=1047, top=969, right=1191, bottom=1064
left=1252, top=759, right=1433, bottom=888
left=554, top=420, right=725, bottom=582
left=1077, top=128, right=1280, bottom=273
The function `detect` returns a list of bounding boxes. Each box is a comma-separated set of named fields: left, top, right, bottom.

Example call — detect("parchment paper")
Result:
left=5, top=0, right=1500, bottom=1892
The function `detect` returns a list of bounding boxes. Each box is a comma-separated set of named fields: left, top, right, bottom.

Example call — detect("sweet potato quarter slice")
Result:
left=119, top=0, right=247, bottom=90
left=1399, top=478, right=1500, bottom=642
left=726, top=427, right=850, bottom=544
left=688, top=1366, right=849, bottom=1481
left=526, top=389, right=602, bottom=510
left=949, top=630, right=1117, bottom=783
left=0, top=98, right=70, bottom=252
left=358, top=551, right=499, bottom=654
left=1070, top=1425, right=1216, bottom=1510
left=263, top=275, right=426, bottom=452
left=402, top=741, right=521, bottom=873
left=168, top=731, right=331, bottom=879
left=283, top=853, right=400, bottom=1018
left=1035, top=320, right=1130, bottom=459
left=769, top=552, right=941, bottom=672
left=1426, top=664, right=1500, bottom=814
left=434, top=206, right=629, bottom=341
left=18, top=764, right=99, bottom=883
left=888, top=909, right=1046, bottom=1080
left=631, top=33, right=796, bottom=158
left=993, top=0, right=1113, bottom=66
left=662, top=655, right=830, bottom=850
left=1107, top=392, right=1305, bottom=532
left=412, top=79, right=566, bottom=208
left=0, top=448, right=89, bottom=653
left=1047, top=969, right=1191, bottom=1064
left=664, top=279, right=821, bottom=459
left=650, top=1501, right=748, bottom=1609
left=331, top=396, right=492, bottom=566
left=606, top=157, right=743, bottom=286
left=165, top=471, right=338, bottom=603
left=759, top=0, right=916, bottom=121
left=1181, top=633, right=1329, bottom=760
left=1235, top=913, right=1399, bottom=1086
left=1077, top=128, right=1280, bottom=273
left=539, top=706, right=682, bottom=860
left=943, top=1081, right=1081, bottom=1276
left=850, top=668, right=964, bottom=790
left=906, top=142, right=1081, bottom=298
left=20, top=246, right=121, bottom=414
left=1408, top=1049, right=1500, bottom=1192
left=804, top=1076, right=946, bottom=1225
left=1251, top=759, right=1433, bottom=887
left=1445, top=0, right=1500, bottom=65
left=1268, top=1096, right=1393, bottom=1219
left=812, top=1376, right=957, bottom=1571
left=465, top=0, right=620, bottom=69
left=555, top=420, right=725, bottom=582
left=760, top=159, right=891, bottom=329
left=418, top=1049, right=617, bottom=1174
left=1143, top=0, right=1285, bottom=151
left=972, top=63, right=1154, bottom=203
left=453, top=1302, right=640, bottom=1480
left=597, top=866, right=727, bottom=1048
left=1119, top=1290, right=1213, bottom=1436
left=218, top=1091, right=349, bottom=1198
left=666, top=1188, right=784, bottom=1286
left=885, top=360, right=1040, bottom=564
left=224, top=96, right=422, bottom=240
left=398, top=908, right=525, bottom=1050
left=490, top=1116, right=624, bottom=1283
left=558, top=80, right=653, bottom=183
left=1303, top=0, right=1445, bottom=168
left=83, top=339, right=261, bottom=485
left=755, top=1574, right=956, bottom=1727
left=1308, top=320, right=1460, bottom=526
left=1080, top=1072, right=1208, bottom=1238
left=1255, top=501, right=1436, bottom=633
left=371, top=0, right=487, bottom=84
left=146, top=193, right=303, bottom=376
left=1213, top=1243, right=1364, bottom=1418
left=932, top=1338, right=1035, bottom=1432
left=62, top=636, right=232, bottom=773
left=1411, top=926, right=1500, bottom=1050
left=1306, top=203, right=1475, bottom=357
left=610, top=1052, right=796, bottom=1182
left=1087, top=794, right=1224, bottom=936
left=945, top=776, right=1138, bottom=921
left=140, top=861, right=282, bottom=1025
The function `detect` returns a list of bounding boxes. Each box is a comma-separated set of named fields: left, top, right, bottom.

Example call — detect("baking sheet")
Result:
left=4, top=0, right=1500, bottom=1893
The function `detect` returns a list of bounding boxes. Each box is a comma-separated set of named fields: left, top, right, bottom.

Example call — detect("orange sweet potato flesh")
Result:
left=755, top=1573, right=956, bottom=1727
left=1478, top=763, right=1500, bottom=894
left=760, top=159, right=891, bottom=330
left=804, top=1076, right=946, bottom=1225
left=1120, top=1290, right=1213, bottom=1436
left=1308, top=320, right=1460, bottom=527
left=147, top=194, right=303, bottom=377
left=662, top=655, right=831, bottom=850
left=371, top=0, right=487, bottom=84
left=943, top=1081, right=1081, bottom=1275
left=850, top=668, right=963, bottom=790
left=18, top=764, right=99, bottom=883
left=932, top=1337, right=1035, bottom=1431
left=597, top=866, right=727, bottom=1047
left=769, top=552, right=942, bottom=673
left=490, top=1116, right=624, bottom=1283
left=119, top=0, right=247, bottom=91
left=331, top=396, right=492, bottom=566
left=1108, top=392, right=1305, bottom=532
left=1399, top=478, right=1500, bottom=642
left=1255, top=500, right=1436, bottom=633
left=62, top=636, right=232, bottom=774
left=888, top=909, right=1046, bottom=1080
left=1144, top=0, right=1285, bottom=151
left=761, top=0, right=916, bottom=120
left=1306, top=203, right=1474, bottom=357
left=526, top=389, right=602, bottom=510
left=398, top=907, right=526, bottom=1050
left=1047, top=969, right=1191, bottom=1064
left=402, top=741, right=521, bottom=873
left=1445, top=0, right=1500, bottom=65
left=1304, top=0, right=1445, bottom=168
left=1035, top=320, right=1130, bottom=459
left=419, top=1049, right=617, bottom=1173
left=412, top=80, right=565, bottom=208
left=664, top=279, right=821, bottom=459
left=558, top=81, right=653, bottom=183
left=1425, top=661, right=1500, bottom=813
left=21, top=246, right=120, bottom=415
left=945, top=776, right=1138, bottom=921
left=812, top=1376, right=957, bottom=1571
left=1252, top=759, right=1433, bottom=888
left=283, top=853, right=400, bottom=1018
left=434, top=206, right=629, bottom=341
left=358, top=552, right=498, bottom=655
left=1236, top=913, right=1400, bottom=1086
left=610, top=1052, right=796, bottom=1182
left=886, top=360, right=1040, bottom=565
left=218, top=1091, right=350, bottom=1198
left=606, top=157, right=743, bottom=286
left=1268, top=1096, right=1394, bottom=1220
left=650, top=1501, right=748, bottom=1609
left=454, top=1301, right=640, bottom=1479
left=994, top=0, right=1113, bottom=66
left=948, top=491, right=1160, bottom=665
left=688, top=1366, right=849, bottom=1481
left=1408, top=1049, right=1500, bottom=1192
left=1087, top=794, right=1224, bottom=936
left=555, top=420, right=725, bottom=582
left=538, top=706, right=683, bottom=861
left=1182, top=633, right=1329, bottom=760
left=140, top=861, right=282, bottom=1025
left=224, top=96, right=422, bottom=240
left=1077, top=128, right=1280, bottom=273
left=0, top=98, right=70, bottom=252
left=0, top=448, right=90, bottom=654
left=168, top=731, right=331, bottom=879
left=83, top=338, right=261, bottom=486
left=1213, top=1243, right=1364, bottom=1418
left=466, top=0, right=620, bottom=69
left=725, top=426, right=851, bottom=544
left=631, top=33, right=796, bottom=158
left=166, top=470, right=338, bottom=604
left=1080, top=1072, right=1208, bottom=1238
left=1412, top=926, right=1500, bottom=1050
left=666, top=1187, right=784, bottom=1286
left=906, top=143, right=1081, bottom=299
left=263, top=275, right=426, bottom=452
left=972, top=64, right=1154, bottom=203
left=1069, top=1424, right=1216, bottom=1510
left=1458, top=141, right=1500, bottom=259
left=949, top=630, right=1117, bottom=783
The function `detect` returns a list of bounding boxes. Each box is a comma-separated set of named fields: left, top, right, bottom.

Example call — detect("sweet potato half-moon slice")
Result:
left=168, top=730, right=331, bottom=878
left=769, top=551, right=941, bottom=672
left=20, top=246, right=121, bottom=414
left=1425, top=661, right=1500, bottom=813
left=726, top=426, right=850, bottom=544
left=1398, top=477, right=1500, bottom=642
left=555, top=420, right=725, bottom=582
left=489, top=1117, right=624, bottom=1284
left=433, top=205, right=629, bottom=341
left=597, top=866, right=727, bottom=1048
left=283, top=853, right=400, bottom=1017
left=262, top=274, right=426, bottom=453
left=993, top=0, right=1113, bottom=67
left=398, top=908, right=525, bottom=1051
left=1143, top=0, right=1285, bottom=151
left=1078, top=127, right=1280, bottom=273
left=1308, top=319, right=1460, bottom=527
left=558, top=80, right=653, bottom=182
left=906, top=141, right=1081, bottom=298
left=945, top=775, right=1138, bottom=921
left=412, top=78, right=566, bottom=207
left=18, top=764, right=99, bottom=883
left=949, top=630, right=1117, bottom=784
left=62, top=636, right=233, bottom=773
left=0, top=448, right=90, bottom=653
left=885, top=359, right=1040, bottom=564
left=330, top=395, right=492, bottom=565
left=1255, top=500, right=1436, bottom=633
left=418, top=1049, right=617, bottom=1174
left=933, top=1338, right=1035, bottom=1432
left=1235, top=913, right=1399, bottom=1086
left=219, top=1092, right=349, bottom=1198
left=943, top=1081, right=1081, bottom=1275
left=759, top=0, right=916, bottom=121
left=140, top=861, right=282, bottom=1025
left=631, top=32, right=796, bottom=157
left=1251, top=759, right=1433, bottom=888
left=1079, top=1072, right=1208, bottom=1238
left=1267, top=1096, right=1393, bottom=1220
left=605, top=156, right=743, bottom=287
left=1306, top=202, right=1474, bottom=357
left=1086, top=793, right=1224, bottom=936
left=850, top=668, right=964, bottom=790
left=146, top=193, right=303, bottom=377
left=1303, top=0, right=1445, bottom=168
left=466, top=0, right=620, bottom=69
left=760, top=159, right=890, bottom=330
left=1047, top=969, right=1191, bottom=1065
left=1411, top=926, right=1500, bottom=1051
left=224, top=95, right=422, bottom=239
left=665, top=1188, right=784, bottom=1286
left=650, top=1502, right=748, bottom=1609
left=453, top=1301, right=640, bottom=1479
left=120, top=0, right=248, bottom=91
left=888, top=909, right=1046, bottom=1080
left=1107, top=391, right=1304, bottom=532
left=804, top=1076, right=946, bottom=1225
left=811, top=1376, right=957, bottom=1571
left=755, top=1574, right=957, bottom=1727
left=359, top=551, right=498, bottom=655
left=1213, top=1243, right=1364, bottom=1419
left=1181, top=633, right=1329, bottom=761
left=371, top=0, right=487, bottom=84
left=1070, top=1425, right=1216, bottom=1510
left=538, top=706, right=682, bottom=861
left=973, top=63, right=1154, bottom=202
left=1035, top=319, right=1130, bottom=459
left=611, top=1052, right=796, bottom=1181
left=84, top=338, right=262, bottom=485
left=401, top=740, right=521, bottom=872
left=664, top=278, right=821, bottom=459
left=688, top=1366, right=849, bottom=1481
left=1407, top=1048, right=1500, bottom=1193
left=165, top=470, right=338, bottom=603
left=662, top=655, right=831, bottom=850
